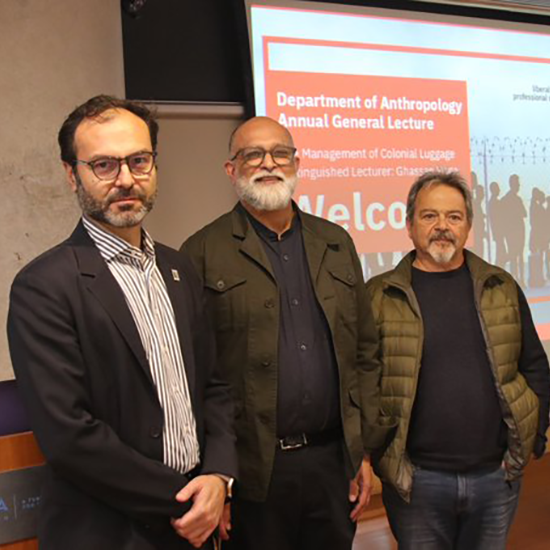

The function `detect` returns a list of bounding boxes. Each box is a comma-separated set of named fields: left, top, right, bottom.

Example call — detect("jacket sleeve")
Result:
left=516, top=283, right=550, bottom=458
left=7, top=268, right=192, bottom=530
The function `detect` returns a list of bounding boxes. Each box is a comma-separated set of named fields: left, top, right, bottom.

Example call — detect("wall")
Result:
left=145, top=107, right=242, bottom=249
left=0, top=0, right=125, bottom=380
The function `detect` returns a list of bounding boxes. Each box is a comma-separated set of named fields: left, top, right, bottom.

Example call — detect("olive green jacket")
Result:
left=182, top=204, right=390, bottom=501
left=366, top=251, right=540, bottom=501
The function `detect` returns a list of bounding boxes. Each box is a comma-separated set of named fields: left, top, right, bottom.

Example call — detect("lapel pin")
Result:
left=171, top=269, right=180, bottom=282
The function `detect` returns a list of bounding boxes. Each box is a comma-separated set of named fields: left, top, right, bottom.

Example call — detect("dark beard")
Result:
left=74, top=172, right=156, bottom=228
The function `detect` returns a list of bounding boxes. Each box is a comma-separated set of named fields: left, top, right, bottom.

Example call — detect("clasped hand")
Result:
left=171, top=474, right=226, bottom=548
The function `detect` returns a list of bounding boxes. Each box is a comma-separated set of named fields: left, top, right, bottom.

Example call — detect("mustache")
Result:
left=250, top=170, right=286, bottom=184
left=429, top=230, right=456, bottom=244
left=106, top=188, right=145, bottom=203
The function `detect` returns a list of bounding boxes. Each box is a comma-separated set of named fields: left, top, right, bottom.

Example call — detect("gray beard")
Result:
left=235, top=171, right=297, bottom=211
left=427, top=232, right=457, bottom=265
left=427, top=243, right=457, bottom=264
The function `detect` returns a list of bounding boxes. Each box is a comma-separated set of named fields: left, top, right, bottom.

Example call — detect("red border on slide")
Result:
left=528, top=296, right=550, bottom=304
left=264, top=36, right=550, bottom=66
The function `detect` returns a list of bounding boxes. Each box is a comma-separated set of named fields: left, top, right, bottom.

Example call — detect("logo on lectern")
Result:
left=0, top=497, right=8, bottom=513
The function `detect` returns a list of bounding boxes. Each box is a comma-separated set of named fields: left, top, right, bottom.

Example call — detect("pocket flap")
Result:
left=329, top=266, right=357, bottom=287
left=205, top=273, right=246, bottom=293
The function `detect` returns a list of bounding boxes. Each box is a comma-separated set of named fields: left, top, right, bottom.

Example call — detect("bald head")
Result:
left=228, top=116, right=294, bottom=157
left=224, top=116, right=299, bottom=213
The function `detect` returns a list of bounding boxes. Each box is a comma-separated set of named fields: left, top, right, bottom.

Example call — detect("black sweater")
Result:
left=407, top=263, right=549, bottom=472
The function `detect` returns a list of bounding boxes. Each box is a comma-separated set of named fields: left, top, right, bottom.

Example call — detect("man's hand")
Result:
left=219, top=503, right=232, bottom=541
left=349, top=456, right=372, bottom=522
left=171, top=475, right=226, bottom=548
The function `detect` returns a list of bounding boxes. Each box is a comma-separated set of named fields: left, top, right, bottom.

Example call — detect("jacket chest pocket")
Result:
left=204, top=272, right=247, bottom=331
left=327, top=265, right=358, bottom=324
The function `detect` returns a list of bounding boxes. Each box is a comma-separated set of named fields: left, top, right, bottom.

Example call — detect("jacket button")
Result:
left=149, top=426, right=161, bottom=438
left=265, top=298, right=275, bottom=308
left=261, top=360, right=271, bottom=368
left=216, top=280, right=225, bottom=290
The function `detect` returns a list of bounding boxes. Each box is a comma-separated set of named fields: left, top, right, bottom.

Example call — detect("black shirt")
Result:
left=245, top=208, right=340, bottom=437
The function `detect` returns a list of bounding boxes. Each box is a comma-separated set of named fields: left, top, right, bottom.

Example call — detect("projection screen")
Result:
left=243, top=0, right=550, bottom=340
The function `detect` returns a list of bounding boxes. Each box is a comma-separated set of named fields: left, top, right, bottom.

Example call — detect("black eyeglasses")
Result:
left=230, top=146, right=297, bottom=167
left=74, top=151, right=157, bottom=181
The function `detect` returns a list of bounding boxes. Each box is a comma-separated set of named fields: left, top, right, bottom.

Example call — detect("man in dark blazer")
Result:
left=7, top=95, right=237, bottom=550
left=182, top=117, right=390, bottom=550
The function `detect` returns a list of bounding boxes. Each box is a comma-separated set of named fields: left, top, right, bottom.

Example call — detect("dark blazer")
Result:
left=7, top=222, right=237, bottom=550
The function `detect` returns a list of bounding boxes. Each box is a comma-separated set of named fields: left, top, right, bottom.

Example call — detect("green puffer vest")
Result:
left=366, top=250, right=539, bottom=501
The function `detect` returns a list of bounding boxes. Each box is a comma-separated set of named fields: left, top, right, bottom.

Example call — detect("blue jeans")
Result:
left=382, top=466, right=521, bottom=550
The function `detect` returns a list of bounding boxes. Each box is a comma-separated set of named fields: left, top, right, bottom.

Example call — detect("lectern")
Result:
left=0, top=381, right=44, bottom=549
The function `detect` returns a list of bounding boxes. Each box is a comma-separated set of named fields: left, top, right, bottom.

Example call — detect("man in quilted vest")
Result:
left=366, top=170, right=550, bottom=550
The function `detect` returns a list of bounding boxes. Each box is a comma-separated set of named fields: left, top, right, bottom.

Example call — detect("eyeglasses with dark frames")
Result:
left=230, top=146, right=297, bottom=167
left=73, top=151, right=157, bottom=181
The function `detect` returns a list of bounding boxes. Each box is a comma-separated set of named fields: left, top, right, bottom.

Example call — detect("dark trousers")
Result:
left=224, top=439, right=355, bottom=550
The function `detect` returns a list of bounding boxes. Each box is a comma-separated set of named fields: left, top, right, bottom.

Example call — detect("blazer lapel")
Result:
left=69, top=223, right=153, bottom=386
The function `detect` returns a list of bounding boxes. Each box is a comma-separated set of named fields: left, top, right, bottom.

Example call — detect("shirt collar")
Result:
left=82, top=216, right=155, bottom=263
left=239, top=202, right=301, bottom=242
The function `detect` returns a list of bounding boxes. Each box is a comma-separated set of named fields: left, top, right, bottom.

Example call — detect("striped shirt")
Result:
left=83, top=216, right=200, bottom=474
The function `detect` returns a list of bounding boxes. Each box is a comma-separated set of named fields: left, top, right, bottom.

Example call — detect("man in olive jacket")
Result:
left=181, top=117, right=389, bottom=550
left=366, top=170, right=550, bottom=550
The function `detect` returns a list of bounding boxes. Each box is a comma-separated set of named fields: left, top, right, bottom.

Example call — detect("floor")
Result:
left=353, top=454, right=550, bottom=550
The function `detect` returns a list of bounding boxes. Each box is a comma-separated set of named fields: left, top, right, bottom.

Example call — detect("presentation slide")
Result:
left=246, top=0, right=550, bottom=340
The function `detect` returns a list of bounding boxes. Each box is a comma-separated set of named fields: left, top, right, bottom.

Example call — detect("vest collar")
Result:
left=385, top=249, right=507, bottom=292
